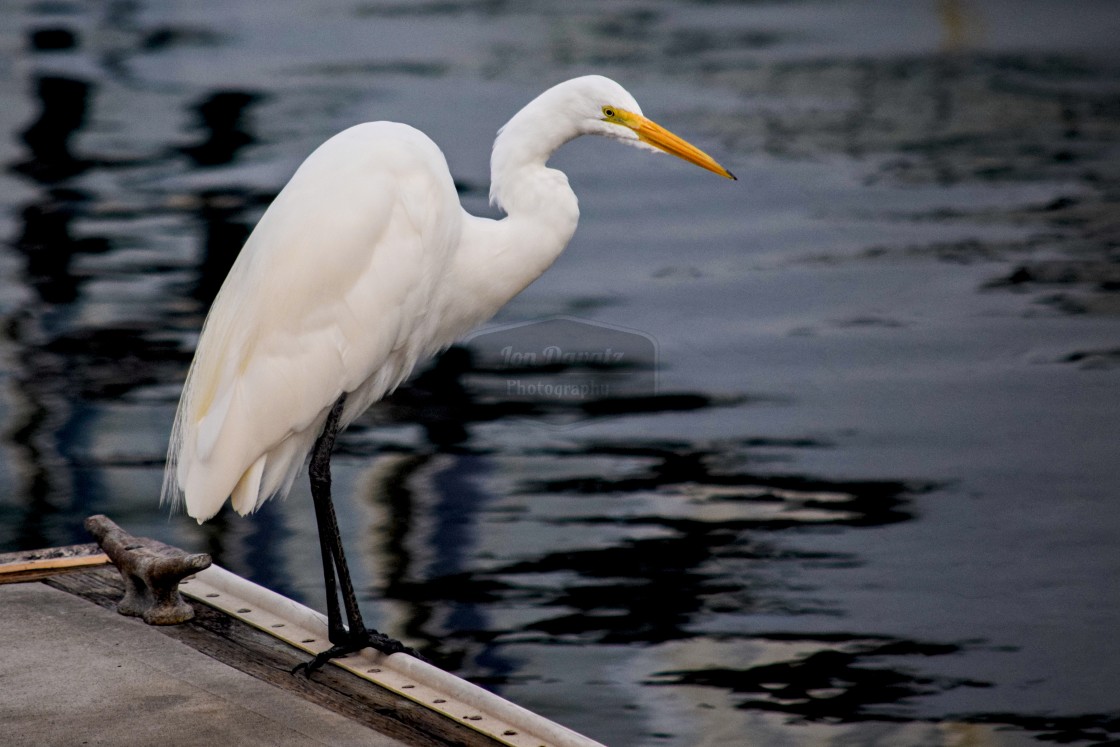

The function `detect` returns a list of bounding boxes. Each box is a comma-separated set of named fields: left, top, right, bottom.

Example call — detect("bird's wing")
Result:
left=163, top=122, right=461, bottom=522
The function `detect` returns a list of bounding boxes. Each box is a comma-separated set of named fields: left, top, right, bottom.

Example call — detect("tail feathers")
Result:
left=181, top=462, right=238, bottom=524
left=231, top=454, right=267, bottom=515
left=180, top=452, right=267, bottom=523
left=167, top=426, right=320, bottom=524
left=163, top=368, right=340, bottom=523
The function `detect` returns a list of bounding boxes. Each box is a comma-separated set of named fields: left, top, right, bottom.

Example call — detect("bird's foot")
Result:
left=292, top=630, right=426, bottom=677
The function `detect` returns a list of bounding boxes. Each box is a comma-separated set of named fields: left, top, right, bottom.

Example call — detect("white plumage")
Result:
left=162, top=75, right=733, bottom=525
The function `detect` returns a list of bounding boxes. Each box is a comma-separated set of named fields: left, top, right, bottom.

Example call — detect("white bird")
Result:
left=162, top=75, right=734, bottom=670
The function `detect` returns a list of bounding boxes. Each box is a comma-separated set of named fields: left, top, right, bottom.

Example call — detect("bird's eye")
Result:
left=602, top=106, right=617, bottom=119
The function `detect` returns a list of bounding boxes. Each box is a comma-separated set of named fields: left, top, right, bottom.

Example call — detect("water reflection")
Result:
left=176, top=91, right=268, bottom=303
left=653, top=632, right=1119, bottom=743
left=1, top=323, right=60, bottom=550
left=356, top=411, right=922, bottom=660
left=0, top=18, right=267, bottom=551
left=13, top=190, right=108, bottom=304
left=13, top=76, right=92, bottom=184
left=179, top=91, right=261, bottom=168
left=185, top=189, right=254, bottom=304
left=4, top=48, right=99, bottom=547
left=497, top=455, right=903, bottom=636
left=651, top=635, right=990, bottom=720
left=1, top=1, right=1118, bottom=744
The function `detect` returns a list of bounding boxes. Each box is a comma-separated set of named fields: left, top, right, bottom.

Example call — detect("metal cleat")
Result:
left=84, top=514, right=212, bottom=625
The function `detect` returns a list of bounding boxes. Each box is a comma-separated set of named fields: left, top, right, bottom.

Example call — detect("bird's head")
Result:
left=496, top=75, right=735, bottom=180
left=490, top=75, right=735, bottom=210
left=561, top=75, right=736, bottom=180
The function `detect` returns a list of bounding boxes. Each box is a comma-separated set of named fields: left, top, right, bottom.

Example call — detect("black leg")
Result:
left=293, top=394, right=425, bottom=676
left=308, top=396, right=353, bottom=644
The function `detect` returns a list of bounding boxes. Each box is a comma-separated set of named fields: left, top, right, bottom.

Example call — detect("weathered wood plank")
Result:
left=0, top=544, right=111, bottom=584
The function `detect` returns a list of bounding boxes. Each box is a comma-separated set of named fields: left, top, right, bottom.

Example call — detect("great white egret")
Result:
left=162, top=75, right=734, bottom=671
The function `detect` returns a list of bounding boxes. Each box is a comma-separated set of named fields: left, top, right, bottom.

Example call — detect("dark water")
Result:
left=2, top=2, right=1119, bottom=745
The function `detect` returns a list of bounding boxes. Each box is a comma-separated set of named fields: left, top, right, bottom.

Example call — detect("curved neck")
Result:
left=440, top=126, right=580, bottom=341
left=489, top=101, right=575, bottom=214
left=453, top=179, right=577, bottom=324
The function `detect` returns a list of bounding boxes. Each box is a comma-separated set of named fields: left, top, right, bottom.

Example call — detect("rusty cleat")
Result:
left=84, top=514, right=212, bottom=625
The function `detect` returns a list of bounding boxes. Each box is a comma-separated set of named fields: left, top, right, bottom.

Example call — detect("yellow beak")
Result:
left=618, top=109, right=736, bottom=180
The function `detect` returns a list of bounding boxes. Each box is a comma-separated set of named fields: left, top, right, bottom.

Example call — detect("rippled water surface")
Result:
left=2, top=2, right=1119, bottom=744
